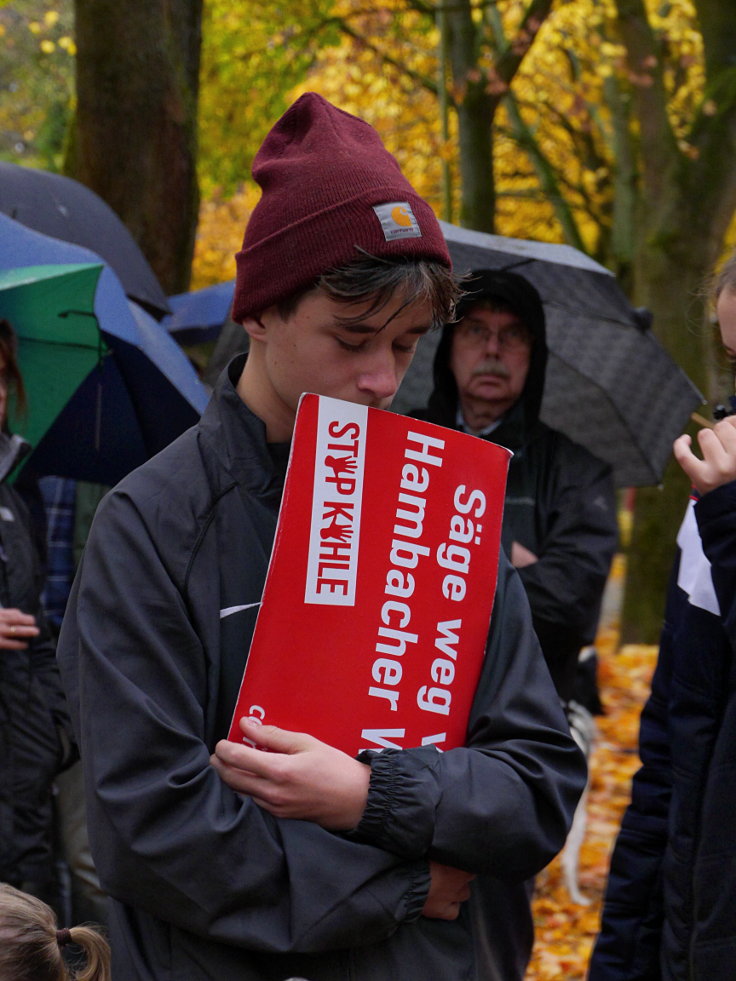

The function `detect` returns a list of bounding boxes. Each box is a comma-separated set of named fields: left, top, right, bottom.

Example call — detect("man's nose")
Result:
left=357, top=351, right=399, bottom=401
left=482, top=329, right=502, bottom=354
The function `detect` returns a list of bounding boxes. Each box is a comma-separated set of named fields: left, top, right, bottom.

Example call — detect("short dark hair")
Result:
left=277, top=253, right=460, bottom=331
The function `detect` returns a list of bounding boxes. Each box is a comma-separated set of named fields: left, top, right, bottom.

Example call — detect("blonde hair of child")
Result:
left=714, top=249, right=736, bottom=299
left=0, top=883, right=111, bottom=981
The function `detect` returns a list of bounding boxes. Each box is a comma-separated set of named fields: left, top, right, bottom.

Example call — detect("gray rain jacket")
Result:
left=58, top=356, right=586, bottom=980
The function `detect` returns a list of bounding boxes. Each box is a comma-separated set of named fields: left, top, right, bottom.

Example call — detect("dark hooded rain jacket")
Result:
left=412, top=270, right=618, bottom=702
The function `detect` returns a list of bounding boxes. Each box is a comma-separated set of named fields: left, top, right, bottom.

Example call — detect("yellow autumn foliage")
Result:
left=193, top=0, right=707, bottom=283
left=191, top=184, right=260, bottom=290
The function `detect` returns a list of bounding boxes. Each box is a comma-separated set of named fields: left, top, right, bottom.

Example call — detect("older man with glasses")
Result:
left=411, top=269, right=618, bottom=707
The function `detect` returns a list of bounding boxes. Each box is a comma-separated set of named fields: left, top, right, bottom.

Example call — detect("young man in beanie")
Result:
left=57, top=94, right=585, bottom=981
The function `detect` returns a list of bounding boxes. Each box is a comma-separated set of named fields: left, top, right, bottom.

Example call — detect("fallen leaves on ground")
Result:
left=525, top=557, right=658, bottom=980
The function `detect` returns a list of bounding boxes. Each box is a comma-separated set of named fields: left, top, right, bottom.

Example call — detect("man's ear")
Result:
left=242, top=316, right=268, bottom=344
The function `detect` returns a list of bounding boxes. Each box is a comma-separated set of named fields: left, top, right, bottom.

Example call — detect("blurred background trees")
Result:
left=0, top=1, right=75, bottom=167
left=2, top=0, right=735, bottom=640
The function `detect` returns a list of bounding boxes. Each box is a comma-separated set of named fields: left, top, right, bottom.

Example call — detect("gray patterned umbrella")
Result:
left=394, top=221, right=704, bottom=488
left=0, top=162, right=170, bottom=318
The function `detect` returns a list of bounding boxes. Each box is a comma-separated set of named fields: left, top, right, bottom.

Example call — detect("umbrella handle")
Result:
left=690, top=411, right=714, bottom=430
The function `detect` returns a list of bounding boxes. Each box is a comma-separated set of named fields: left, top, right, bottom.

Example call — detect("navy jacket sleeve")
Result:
left=589, top=491, right=733, bottom=980
left=696, top=480, right=736, bottom=641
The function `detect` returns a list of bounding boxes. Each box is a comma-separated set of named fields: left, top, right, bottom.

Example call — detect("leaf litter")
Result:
left=526, top=553, right=658, bottom=980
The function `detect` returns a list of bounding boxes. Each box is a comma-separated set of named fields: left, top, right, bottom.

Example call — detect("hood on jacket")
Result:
left=425, top=269, right=548, bottom=438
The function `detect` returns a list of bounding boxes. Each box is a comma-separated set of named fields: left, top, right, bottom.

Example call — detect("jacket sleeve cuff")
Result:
left=349, top=747, right=439, bottom=859
left=401, top=859, right=432, bottom=923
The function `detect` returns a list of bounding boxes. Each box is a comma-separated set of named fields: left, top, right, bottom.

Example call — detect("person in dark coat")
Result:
left=0, top=319, right=75, bottom=907
left=411, top=269, right=618, bottom=705
left=588, top=253, right=736, bottom=980
left=57, top=93, right=586, bottom=981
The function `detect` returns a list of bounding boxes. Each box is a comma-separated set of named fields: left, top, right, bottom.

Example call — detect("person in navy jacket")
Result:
left=589, top=253, right=736, bottom=981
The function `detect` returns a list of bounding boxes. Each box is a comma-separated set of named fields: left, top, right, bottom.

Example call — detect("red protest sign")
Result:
left=228, top=394, right=511, bottom=756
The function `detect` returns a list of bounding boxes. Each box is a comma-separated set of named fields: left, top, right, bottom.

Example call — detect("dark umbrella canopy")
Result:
left=0, top=162, right=170, bottom=318
left=394, top=221, right=704, bottom=488
left=0, top=215, right=209, bottom=485
left=165, top=279, right=235, bottom=345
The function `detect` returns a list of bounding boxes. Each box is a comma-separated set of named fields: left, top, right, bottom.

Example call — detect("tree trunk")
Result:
left=619, top=232, right=709, bottom=643
left=67, top=0, right=203, bottom=295
left=617, top=0, right=736, bottom=641
left=454, top=87, right=496, bottom=232
left=621, top=189, right=736, bottom=639
left=443, top=0, right=496, bottom=232
left=441, top=0, right=552, bottom=232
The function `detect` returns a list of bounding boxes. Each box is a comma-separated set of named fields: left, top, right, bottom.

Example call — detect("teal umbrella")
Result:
left=0, top=260, right=208, bottom=483
left=0, top=263, right=108, bottom=454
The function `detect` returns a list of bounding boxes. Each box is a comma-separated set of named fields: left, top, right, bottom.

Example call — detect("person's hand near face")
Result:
left=674, top=416, right=736, bottom=495
left=674, top=287, right=736, bottom=494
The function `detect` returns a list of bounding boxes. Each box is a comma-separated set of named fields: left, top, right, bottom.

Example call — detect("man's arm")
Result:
left=515, top=446, right=617, bottom=636
left=211, top=722, right=475, bottom=921
left=212, top=720, right=371, bottom=830
left=57, top=488, right=434, bottom=952
left=215, top=556, right=586, bottom=882
left=339, top=561, right=586, bottom=880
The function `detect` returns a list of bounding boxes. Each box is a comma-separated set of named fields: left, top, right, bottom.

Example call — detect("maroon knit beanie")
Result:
left=232, top=93, right=451, bottom=322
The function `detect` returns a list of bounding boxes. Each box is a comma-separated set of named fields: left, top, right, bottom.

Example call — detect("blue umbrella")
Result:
left=0, top=214, right=209, bottom=485
left=164, top=279, right=235, bottom=345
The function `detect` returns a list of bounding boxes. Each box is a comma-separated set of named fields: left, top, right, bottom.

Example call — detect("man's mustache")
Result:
left=471, top=358, right=511, bottom=380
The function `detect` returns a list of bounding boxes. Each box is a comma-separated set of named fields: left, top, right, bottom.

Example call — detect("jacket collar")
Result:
left=198, top=354, right=290, bottom=505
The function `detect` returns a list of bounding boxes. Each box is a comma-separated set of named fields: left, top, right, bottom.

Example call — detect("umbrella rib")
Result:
left=543, top=358, right=662, bottom=485
left=491, top=257, right=533, bottom=275
left=544, top=300, right=639, bottom=329
left=22, top=337, right=106, bottom=352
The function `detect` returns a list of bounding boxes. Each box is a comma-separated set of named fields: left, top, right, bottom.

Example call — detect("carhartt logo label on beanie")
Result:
left=232, top=92, right=450, bottom=322
left=372, top=202, right=422, bottom=241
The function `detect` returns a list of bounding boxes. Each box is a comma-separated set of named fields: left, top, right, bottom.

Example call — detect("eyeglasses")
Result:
left=454, top=320, right=532, bottom=352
